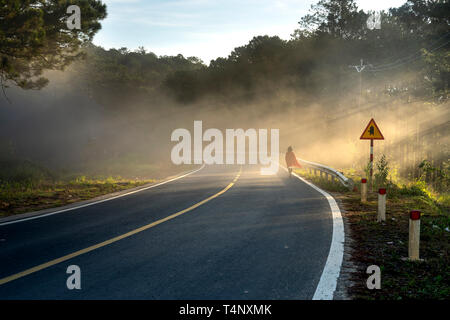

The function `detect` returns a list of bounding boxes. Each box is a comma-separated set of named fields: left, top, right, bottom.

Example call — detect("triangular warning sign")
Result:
left=360, top=118, right=384, bottom=140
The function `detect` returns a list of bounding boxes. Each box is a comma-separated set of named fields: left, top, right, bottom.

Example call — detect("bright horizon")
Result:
left=93, top=0, right=406, bottom=64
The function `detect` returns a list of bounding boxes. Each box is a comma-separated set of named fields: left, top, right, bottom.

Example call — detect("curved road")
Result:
left=0, top=164, right=335, bottom=299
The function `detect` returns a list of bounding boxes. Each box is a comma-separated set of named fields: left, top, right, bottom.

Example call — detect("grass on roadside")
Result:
left=295, top=168, right=450, bottom=300
left=0, top=176, right=155, bottom=217
left=0, top=158, right=200, bottom=218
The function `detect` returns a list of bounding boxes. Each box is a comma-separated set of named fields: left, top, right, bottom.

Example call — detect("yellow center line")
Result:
left=0, top=166, right=243, bottom=286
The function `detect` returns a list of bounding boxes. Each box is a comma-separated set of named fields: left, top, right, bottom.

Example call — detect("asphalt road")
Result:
left=0, top=164, right=334, bottom=299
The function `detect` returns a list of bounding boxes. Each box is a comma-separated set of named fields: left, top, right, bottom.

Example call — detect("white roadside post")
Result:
left=377, top=188, right=386, bottom=222
left=409, top=210, right=421, bottom=261
left=361, top=178, right=367, bottom=202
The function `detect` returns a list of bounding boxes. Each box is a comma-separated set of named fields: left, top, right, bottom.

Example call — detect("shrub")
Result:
left=374, top=154, right=389, bottom=188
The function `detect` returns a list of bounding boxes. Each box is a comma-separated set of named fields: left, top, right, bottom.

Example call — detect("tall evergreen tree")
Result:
left=0, top=0, right=107, bottom=90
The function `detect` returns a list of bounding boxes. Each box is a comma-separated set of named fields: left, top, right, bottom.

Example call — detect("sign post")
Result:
left=360, top=118, right=384, bottom=191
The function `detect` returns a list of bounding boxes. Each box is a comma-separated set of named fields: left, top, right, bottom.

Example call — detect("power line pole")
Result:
left=349, top=59, right=372, bottom=109
left=352, top=59, right=374, bottom=190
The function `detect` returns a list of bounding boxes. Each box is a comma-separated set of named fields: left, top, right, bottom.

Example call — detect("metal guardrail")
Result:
left=296, top=158, right=355, bottom=190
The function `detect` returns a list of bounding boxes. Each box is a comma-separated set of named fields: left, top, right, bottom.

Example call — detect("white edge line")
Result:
left=0, top=164, right=206, bottom=226
left=280, top=164, right=344, bottom=300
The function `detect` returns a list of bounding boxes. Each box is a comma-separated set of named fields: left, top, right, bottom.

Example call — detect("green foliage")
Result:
left=0, top=0, right=107, bottom=90
left=437, top=193, right=450, bottom=208
left=420, top=48, right=450, bottom=96
left=374, top=154, right=389, bottom=188
left=418, top=159, right=450, bottom=192
left=292, top=0, right=367, bottom=39
left=72, top=45, right=205, bottom=107
left=0, top=159, right=54, bottom=185
left=0, top=159, right=156, bottom=217
left=0, top=0, right=447, bottom=108
left=363, top=161, right=371, bottom=181
left=337, top=163, right=449, bottom=215
left=157, top=0, right=449, bottom=105
left=386, top=179, right=449, bottom=215
left=4, top=0, right=447, bottom=109
left=398, top=180, right=430, bottom=197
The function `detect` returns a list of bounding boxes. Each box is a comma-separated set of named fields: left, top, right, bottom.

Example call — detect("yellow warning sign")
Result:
left=360, top=118, right=384, bottom=140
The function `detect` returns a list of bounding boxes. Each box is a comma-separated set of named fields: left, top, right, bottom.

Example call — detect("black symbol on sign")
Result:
left=369, top=126, right=374, bottom=135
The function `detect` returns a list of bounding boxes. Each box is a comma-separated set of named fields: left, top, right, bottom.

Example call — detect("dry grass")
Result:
left=296, top=169, right=449, bottom=300
left=0, top=177, right=155, bottom=217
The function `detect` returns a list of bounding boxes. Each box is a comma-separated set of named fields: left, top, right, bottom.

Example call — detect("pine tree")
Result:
left=0, top=0, right=107, bottom=90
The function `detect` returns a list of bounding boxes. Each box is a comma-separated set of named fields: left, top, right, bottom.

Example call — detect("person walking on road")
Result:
left=285, top=146, right=302, bottom=177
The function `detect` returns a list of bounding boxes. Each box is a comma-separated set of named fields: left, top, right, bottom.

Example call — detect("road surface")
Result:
left=0, top=164, right=336, bottom=299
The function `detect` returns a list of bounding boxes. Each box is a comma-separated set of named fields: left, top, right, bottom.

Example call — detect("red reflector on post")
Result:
left=361, top=178, right=367, bottom=183
left=410, top=210, right=421, bottom=220
left=379, top=188, right=386, bottom=195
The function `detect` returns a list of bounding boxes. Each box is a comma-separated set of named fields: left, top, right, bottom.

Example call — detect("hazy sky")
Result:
left=93, top=0, right=407, bottom=64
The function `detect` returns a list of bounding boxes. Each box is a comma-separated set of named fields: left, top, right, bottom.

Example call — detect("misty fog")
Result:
left=1, top=63, right=448, bottom=181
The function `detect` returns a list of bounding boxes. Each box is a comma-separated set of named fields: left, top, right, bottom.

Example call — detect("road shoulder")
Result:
left=332, top=194, right=358, bottom=300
